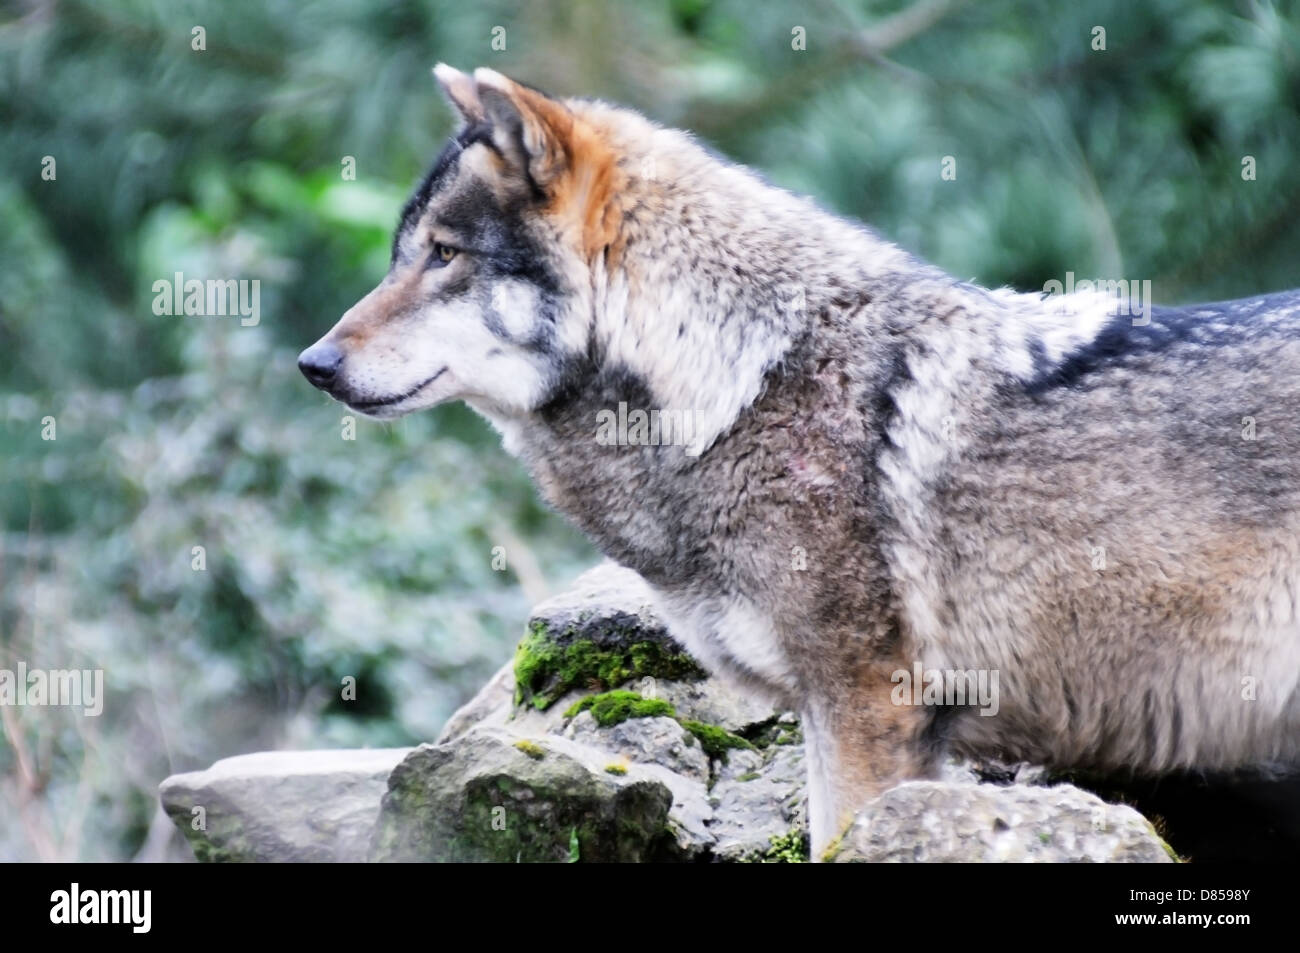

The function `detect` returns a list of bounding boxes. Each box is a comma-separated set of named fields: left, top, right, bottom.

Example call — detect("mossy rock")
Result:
left=178, top=821, right=249, bottom=864
left=513, top=563, right=710, bottom=710
left=564, top=689, right=676, bottom=726
left=513, top=739, right=547, bottom=760
left=746, top=828, right=809, bottom=863
left=562, top=689, right=755, bottom=766
left=370, top=729, right=676, bottom=862
left=514, top=619, right=706, bottom=710
left=680, top=719, right=755, bottom=760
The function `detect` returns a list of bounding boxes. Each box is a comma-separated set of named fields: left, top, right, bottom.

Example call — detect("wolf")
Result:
left=300, top=65, right=1300, bottom=857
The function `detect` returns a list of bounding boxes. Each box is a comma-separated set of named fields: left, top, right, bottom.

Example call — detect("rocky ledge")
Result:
left=160, top=563, right=1179, bottom=863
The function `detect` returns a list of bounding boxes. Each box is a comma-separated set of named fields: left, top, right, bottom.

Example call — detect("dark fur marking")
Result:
left=868, top=343, right=912, bottom=453
left=392, top=122, right=497, bottom=262
left=1026, top=336, right=1049, bottom=379
left=919, top=703, right=961, bottom=763
left=390, top=133, right=570, bottom=363
left=1025, top=290, right=1300, bottom=397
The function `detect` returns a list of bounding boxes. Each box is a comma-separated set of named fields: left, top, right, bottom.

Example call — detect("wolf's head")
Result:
left=302, top=67, right=901, bottom=456
left=298, top=65, right=623, bottom=422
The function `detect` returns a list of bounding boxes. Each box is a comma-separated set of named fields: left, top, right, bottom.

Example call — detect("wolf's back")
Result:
left=912, top=287, right=1300, bottom=773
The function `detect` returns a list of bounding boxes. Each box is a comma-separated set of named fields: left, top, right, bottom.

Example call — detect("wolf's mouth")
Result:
left=346, top=368, right=447, bottom=412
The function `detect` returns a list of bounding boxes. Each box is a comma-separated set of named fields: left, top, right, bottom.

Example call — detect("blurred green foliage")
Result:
left=1, top=0, right=1297, bottom=860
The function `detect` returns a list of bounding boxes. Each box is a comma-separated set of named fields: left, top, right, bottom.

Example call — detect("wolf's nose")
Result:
left=298, top=342, right=343, bottom=389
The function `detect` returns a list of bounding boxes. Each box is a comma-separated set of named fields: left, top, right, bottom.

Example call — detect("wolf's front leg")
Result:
left=801, top=658, right=933, bottom=859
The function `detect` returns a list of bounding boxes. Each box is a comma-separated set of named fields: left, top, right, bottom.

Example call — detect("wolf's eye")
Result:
left=432, top=242, right=458, bottom=265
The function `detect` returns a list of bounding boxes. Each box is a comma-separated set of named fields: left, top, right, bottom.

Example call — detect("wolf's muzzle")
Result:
left=298, top=342, right=343, bottom=390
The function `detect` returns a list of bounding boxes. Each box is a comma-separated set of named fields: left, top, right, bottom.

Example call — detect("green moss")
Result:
left=681, top=719, right=755, bottom=760
left=513, top=739, right=546, bottom=760
left=561, top=690, right=755, bottom=773
left=1148, top=822, right=1184, bottom=863
left=1038, top=831, right=1051, bottom=844
left=512, top=623, right=560, bottom=708
left=375, top=763, right=673, bottom=863
left=736, top=771, right=761, bottom=782
left=739, top=827, right=809, bottom=863
left=185, top=833, right=241, bottom=864
left=820, top=830, right=847, bottom=863
left=177, top=817, right=253, bottom=863
left=604, top=763, right=628, bottom=776
left=760, top=829, right=809, bottom=863
left=513, top=622, right=706, bottom=710
left=564, top=690, right=676, bottom=727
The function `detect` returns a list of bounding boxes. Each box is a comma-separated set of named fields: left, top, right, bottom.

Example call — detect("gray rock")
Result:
left=436, top=659, right=514, bottom=744
left=514, top=562, right=706, bottom=710
left=530, top=562, right=667, bottom=641
left=827, top=781, right=1177, bottom=863
left=369, top=727, right=678, bottom=862
left=159, top=748, right=411, bottom=862
left=160, top=562, right=1183, bottom=865
left=709, top=744, right=808, bottom=861
left=564, top=711, right=711, bottom=783
left=651, top=678, right=777, bottom=735
left=937, top=757, right=982, bottom=785
left=651, top=765, right=715, bottom=857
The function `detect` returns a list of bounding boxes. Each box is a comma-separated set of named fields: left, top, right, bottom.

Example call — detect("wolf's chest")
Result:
left=652, top=589, right=799, bottom=697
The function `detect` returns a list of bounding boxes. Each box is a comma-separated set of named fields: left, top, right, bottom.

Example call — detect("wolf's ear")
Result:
left=433, top=63, right=485, bottom=125
left=471, top=67, right=571, bottom=190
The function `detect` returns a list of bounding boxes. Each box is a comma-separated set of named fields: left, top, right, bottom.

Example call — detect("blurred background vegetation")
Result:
left=1, top=0, right=1297, bottom=861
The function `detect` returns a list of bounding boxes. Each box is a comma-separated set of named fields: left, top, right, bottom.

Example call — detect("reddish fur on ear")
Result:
left=473, top=69, right=624, bottom=261
left=547, top=104, right=624, bottom=262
